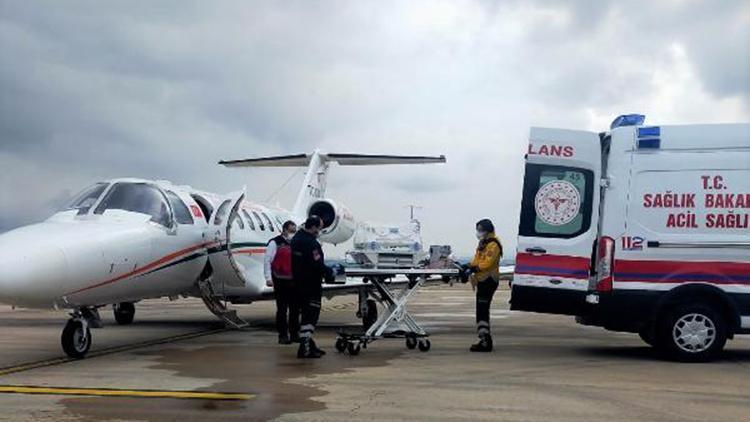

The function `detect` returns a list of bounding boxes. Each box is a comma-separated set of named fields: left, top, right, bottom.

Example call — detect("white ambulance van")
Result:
left=510, top=115, right=750, bottom=362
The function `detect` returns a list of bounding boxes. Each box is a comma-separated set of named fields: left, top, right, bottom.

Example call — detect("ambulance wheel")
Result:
left=61, top=319, right=91, bottom=359
left=335, top=338, right=347, bottom=353
left=656, top=303, right=727, bottom=362
left=363, top=299, right=378, bottom=330
left=418, top=339, right=431, bottom=352
left=347, top=342, right=361, bottom=356
left=113, top=302, right=135, bottom=325
left=405, top=336, right=418, bottom=350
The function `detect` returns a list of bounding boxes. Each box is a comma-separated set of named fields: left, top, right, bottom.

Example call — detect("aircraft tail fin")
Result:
left=219, top=150, right=446, bottom=218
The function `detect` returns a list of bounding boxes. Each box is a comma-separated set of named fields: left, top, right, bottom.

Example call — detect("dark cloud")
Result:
left=0, top=0, right=747, bottom=255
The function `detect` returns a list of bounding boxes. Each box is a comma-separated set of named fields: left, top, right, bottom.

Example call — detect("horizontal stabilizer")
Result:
left=324, top=153, right=446, bottom=166
left=219, top=153, right=446, bottom=167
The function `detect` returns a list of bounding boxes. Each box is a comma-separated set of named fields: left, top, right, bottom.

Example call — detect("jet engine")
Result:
left=307, top=199, right=356, bottom=245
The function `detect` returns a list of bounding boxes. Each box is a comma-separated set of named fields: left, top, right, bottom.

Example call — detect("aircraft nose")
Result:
left=0, top=230, right=69, bottom=308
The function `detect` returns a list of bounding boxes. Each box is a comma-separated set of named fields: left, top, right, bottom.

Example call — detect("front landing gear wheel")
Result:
left=335, top=338, right=347, bottom=353
left=418, top=339, right=431, bottom=352
left=405, top=336, right=417, bottom=350
left=61, top=319, right=91, bottom=359
left=113, top=302, right=135, bottom=325
left=347, top=342, right=361, bottom=356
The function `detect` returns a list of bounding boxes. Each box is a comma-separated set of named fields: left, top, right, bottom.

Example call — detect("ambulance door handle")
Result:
left=525, top=247, right=547, bottom=255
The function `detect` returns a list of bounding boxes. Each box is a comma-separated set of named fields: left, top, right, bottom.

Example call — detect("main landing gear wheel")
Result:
left=113, top=302, right=135, bottom=325
left=418, top=339, right=431, bottom=352
left=61, top=319, right=91, bottom=359
left=335, top=338, right=348, bottom=353
left=405, top=336, right=418, bottom=350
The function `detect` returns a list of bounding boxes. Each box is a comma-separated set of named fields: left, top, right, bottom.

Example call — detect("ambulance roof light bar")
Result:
left=610, top=114, right=645, bottom=129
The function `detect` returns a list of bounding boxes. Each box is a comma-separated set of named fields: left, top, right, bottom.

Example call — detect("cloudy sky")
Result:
left=1, top=0, right=748, bottom=257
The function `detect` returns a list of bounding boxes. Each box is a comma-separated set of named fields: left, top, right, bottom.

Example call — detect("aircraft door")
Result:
left=510, top=128, right=602, bottom=316
left=207, top=191, right=250, bottom=288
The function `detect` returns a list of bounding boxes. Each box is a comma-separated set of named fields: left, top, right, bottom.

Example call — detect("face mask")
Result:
left=476, top=231, right=485, bottom=240
left=284, top=231, right=295, bottom=239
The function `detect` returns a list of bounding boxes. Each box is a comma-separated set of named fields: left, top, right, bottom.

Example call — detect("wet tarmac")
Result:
left=1, top=285, right=749, bottom=421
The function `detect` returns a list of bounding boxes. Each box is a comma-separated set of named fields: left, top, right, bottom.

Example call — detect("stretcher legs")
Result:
left=336, top=275, right=431, bottom=355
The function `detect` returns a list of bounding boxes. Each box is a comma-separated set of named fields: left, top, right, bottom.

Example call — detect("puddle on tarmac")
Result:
left=60, top=327, right=404, bottom=421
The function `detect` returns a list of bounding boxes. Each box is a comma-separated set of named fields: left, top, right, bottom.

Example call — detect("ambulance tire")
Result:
left=114, top=302, right=135, bottom=325
left=656, top=303, right=727, bottom=363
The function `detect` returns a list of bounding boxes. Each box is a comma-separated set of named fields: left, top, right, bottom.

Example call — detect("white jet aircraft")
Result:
left=0, top=151, right=446, bottom=358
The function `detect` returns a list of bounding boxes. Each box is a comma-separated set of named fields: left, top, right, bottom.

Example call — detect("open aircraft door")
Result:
left=510, top=128, right=602, bottom=315
left=207, top=190, right=252, bottom=288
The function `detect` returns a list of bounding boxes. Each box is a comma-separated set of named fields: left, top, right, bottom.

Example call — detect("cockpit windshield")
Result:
left=65, top=182, right=109, bottom=214
left=93, top=182, right=171, bottom=227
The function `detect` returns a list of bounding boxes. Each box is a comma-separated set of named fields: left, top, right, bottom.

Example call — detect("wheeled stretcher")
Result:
left=335, top=268, right=459, bottom=355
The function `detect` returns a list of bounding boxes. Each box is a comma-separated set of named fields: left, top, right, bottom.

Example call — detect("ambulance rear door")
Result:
left=510, top=127, right=602, bottom=315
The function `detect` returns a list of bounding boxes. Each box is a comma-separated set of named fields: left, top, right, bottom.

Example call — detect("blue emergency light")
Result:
left=610, top=114, right=646, bottom=129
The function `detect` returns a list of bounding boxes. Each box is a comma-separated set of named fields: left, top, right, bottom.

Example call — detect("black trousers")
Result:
left=274, top=278, right=300, bottom=339
left=298, top=285, right=322, bottom=340
left=476, top=277, right=499, bottom=337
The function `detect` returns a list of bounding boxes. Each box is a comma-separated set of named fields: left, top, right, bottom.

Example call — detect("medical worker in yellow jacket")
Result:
left=463, top=219, right=503, bottom=352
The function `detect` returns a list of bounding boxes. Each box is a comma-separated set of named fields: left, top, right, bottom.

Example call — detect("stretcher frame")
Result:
left=335, top=268, right=459, bottom=355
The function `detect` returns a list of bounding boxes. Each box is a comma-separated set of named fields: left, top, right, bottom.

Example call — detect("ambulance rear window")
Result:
left=519, top=164, right=594, bottom=238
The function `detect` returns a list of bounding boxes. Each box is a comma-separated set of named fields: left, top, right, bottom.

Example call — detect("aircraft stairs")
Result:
left=198, top=278, right=249, bottom=329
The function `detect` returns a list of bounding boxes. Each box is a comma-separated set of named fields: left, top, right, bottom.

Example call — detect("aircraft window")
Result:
left=233, top=213, right=245, bottom=230
left=252, top=211, right=265, bottom=231
left=94, top=183, right=171, bottom=227
left=65, top=183, right=109, bottom=214
left=261, top=213, right=276, bottom=232
left=166, top=191, right=194, bottom=225
left=241, top=210, right=256, bottom=230
left=214, top=200, right=231, bottom=226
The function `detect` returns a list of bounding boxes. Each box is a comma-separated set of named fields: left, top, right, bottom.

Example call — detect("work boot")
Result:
left=469, top=335, right=493, bottom=352
left=278, top=334, right=292, bottom=345
left=297, top=338, right=323, bottom=359
left=310, top=338, right=326, bottom=356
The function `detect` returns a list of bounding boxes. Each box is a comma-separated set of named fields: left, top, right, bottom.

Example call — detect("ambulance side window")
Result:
left=518, top=164, right=594, bottom=238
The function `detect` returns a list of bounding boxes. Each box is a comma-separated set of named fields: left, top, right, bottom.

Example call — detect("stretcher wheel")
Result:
left=418, top=339, right=431, bottom=352
left=347, top=342, right=361, bottom=356
left=405, top=336, right=417, bottom=350
left=335, top=338, right=347, bottom=353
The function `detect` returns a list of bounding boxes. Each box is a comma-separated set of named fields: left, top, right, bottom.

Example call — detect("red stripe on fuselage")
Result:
left=66, top=241, right=217, bottom=296
left=231, top=248, right=266, bottom=255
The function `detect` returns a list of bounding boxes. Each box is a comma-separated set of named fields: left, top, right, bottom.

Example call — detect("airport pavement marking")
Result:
left=0, top=385, right=254, bottom=400
left=0, top=327, right=228, bottom=377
